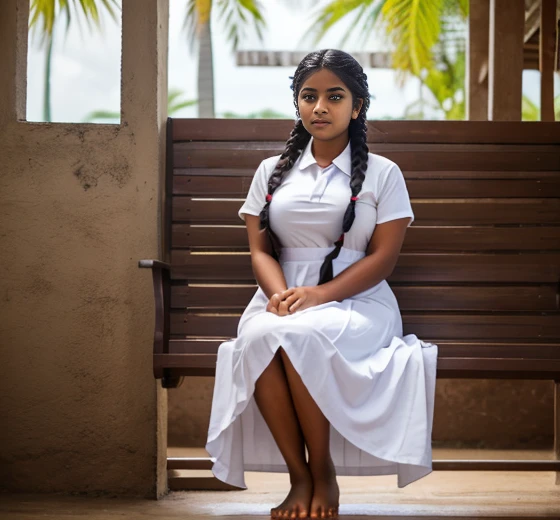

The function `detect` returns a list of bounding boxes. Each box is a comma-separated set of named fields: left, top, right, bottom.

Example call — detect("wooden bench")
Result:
left=140, top=118, right=560, bottom=490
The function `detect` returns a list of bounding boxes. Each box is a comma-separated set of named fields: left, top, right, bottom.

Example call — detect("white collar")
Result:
left=298, top=137, right=352, bottom=177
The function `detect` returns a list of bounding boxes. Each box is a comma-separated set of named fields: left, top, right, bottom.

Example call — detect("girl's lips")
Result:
left=312, top=121, right=330, bottom=126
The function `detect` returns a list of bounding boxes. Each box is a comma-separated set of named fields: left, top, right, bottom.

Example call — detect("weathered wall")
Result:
left=0, top=0, right=169, bottom=497
left=168, top=378, right=553, bottom=449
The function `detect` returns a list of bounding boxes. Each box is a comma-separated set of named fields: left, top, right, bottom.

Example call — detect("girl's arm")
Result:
left=280, top=217, right=411, bottom=312
left=317, top=217, right=411, bottom=303
left=244, top=214, right=288, bottom=300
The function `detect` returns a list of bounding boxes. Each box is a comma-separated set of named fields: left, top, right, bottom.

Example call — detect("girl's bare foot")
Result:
left=309, top=460, right=340, bottom=518
left=271, top=469, right=313, bottom=519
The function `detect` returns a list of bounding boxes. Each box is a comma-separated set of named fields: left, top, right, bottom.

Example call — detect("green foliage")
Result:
left=310, top=0, right=468, bottom=79
left=522, top=94, right=560, bottom=121
left=381, top=0, right=445, bottom=76
left=84, top=88, right=197, bottom=122
left=29, top=0, right=119, bottom=41
left=309, top=0, right=385, bottom=48
left=220, top=108, right=292, bottom=118
left=184, top=0, right=266, bottom=52
left=168, top=88, right=198, bottom=113
left=522, top=95, right=539, bottom=121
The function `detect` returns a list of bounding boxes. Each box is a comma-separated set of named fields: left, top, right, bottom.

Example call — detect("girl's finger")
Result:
left=284, top=294, right=299, bottom=307
left=288, top=298, right=302, bottom=313
left=281, top=288, right=296, bottom=299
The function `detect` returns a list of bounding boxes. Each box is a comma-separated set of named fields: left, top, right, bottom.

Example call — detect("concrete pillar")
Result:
left=0, top=0, right=27, bottom=125
left=488, top=0, right=525, bottom=120
left=467, top=0, right=490, bottom=120
left=0, top=0, right=169, bottom=498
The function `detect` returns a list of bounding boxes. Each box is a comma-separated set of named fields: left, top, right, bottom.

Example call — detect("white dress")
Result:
left=205, top=138, right=438, bottom=489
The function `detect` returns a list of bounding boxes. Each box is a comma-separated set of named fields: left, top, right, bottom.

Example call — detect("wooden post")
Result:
left=488, top=0, right=525, bottom=120
left=539, top=0, right=557, bottom=121
left=467, top=0, right=490, bottom=120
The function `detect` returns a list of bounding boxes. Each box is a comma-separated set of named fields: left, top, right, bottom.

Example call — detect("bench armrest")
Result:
left=138, top=259, right=171, bottom=270
left=138, top=258, right=171, bottom=379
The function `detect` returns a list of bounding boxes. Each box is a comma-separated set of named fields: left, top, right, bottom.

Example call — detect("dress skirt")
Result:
left=205, top=246, right=438, bottom=489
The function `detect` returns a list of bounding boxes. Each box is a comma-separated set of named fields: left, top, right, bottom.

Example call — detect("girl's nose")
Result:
left=314, top=100, right=328, bottom=114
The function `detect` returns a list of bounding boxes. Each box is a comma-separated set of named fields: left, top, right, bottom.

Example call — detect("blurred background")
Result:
left=26, top=0, right=560, bottom=124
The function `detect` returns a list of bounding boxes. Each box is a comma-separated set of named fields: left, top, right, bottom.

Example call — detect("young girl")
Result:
left=205, top=49, right=438, bottom=519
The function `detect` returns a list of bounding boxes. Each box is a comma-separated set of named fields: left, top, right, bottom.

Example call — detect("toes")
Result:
left=327, top=508, right=337, bottom=518
left=298, top=510, right=309, bottom=519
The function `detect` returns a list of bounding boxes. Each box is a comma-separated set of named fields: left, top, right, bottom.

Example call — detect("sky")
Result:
left=25, top=0, right=552, bottom=123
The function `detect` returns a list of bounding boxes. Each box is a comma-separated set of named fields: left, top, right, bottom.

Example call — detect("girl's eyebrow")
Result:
left=300, top=86, right=346, bottom=93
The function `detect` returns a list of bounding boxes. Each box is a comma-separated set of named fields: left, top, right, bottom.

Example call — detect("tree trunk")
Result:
left=197, top=19, right=215, bottom=118
left=43, top=32, right=53, bottom=122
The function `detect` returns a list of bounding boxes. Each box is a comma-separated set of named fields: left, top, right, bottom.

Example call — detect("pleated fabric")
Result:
left=206, top=247, right=438, bottom=489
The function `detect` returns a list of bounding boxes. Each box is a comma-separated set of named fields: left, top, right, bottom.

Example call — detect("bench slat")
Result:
left=155, top=353, right=560, bottom=378
left=174, top=144, right=560, bottom=171
left=171, top=118, right=560, bottom=144
left=171, top=225, right=560, bottom=251
left=168, top=339, right=560, bottom=359
left=170, top=285, right=559, bottom=312
left=172, top=198, right=560, bottom=225
left=167, top=456, right=560, bottom=472
left=170, top=251, right=560, bottom=283
left=169, top=313, right=560, bottom=340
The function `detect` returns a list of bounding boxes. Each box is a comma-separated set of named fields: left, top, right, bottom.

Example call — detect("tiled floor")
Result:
left=1, top=448, right=559, bottom=519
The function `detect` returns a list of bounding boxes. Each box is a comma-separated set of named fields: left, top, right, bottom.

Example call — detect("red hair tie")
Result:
left=350, top=196, right=358, bottom=201
left=266, top=194, right=272, bottom=202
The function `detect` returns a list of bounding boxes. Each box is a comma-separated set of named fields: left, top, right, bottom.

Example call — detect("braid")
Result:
left=260, top=119, right=310, bottom=230
left=318, top=66, right=370, bottom=285
left=259, top=119, right=311, bottom=258
left=257, top=49, right=370, bottom=279
left=342, top=111, right=369, bottom=233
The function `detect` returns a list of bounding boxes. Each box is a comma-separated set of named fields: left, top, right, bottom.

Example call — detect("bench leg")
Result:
left=556, top=380, right=560, bottom=485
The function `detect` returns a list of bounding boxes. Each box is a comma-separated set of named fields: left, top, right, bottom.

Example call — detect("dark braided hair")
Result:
left=259, top=49, right=370, bottom=285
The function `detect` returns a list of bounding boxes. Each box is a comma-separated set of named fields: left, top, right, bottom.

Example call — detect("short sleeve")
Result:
left=376, top=163, right=415, bottom=227
left=238, top=159, right=270, bottom=222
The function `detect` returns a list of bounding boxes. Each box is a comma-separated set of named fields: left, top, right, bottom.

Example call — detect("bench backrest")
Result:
left=165, top=118, right=560, bottom=377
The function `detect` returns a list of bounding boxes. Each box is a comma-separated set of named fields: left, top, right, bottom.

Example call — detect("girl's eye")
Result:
left=301, top=93, right=343, bottom=102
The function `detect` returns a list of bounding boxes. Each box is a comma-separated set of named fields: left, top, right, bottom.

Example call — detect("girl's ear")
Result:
left=352, top=98, right=364, bottom=119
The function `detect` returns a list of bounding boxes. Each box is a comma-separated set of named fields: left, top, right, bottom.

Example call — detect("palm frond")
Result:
left=83, top=109, right=120, bottom=122
left=306, top=0, right=384, bottom=47
left=442, top=0, right=469, bottom=17
left=214, top=0, right=266, bottom=52
left=182, top=0, right=200, bottom=51
left=381, top=0, right=445, bottom=76
left=168, top=88, right=198, bottom=114
left=29, top=0, right=119, bottom=41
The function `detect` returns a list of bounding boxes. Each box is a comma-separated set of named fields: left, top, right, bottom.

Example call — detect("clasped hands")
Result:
left=266, top=286, right=326, bottom=316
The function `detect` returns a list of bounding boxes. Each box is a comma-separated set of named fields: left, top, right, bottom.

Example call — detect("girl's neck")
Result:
left=311, top=132, right=350, bottom=168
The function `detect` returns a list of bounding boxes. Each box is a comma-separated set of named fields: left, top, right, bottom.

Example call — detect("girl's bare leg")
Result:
left=279, top=348, right=340, bottom=519
left=254, top=349, right=313, bottom=518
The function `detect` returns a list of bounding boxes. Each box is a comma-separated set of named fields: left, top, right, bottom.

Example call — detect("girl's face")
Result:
left=297, top=68, right=362, bottom=144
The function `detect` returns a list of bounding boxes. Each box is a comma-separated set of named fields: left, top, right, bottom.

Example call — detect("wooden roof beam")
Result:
left=235, top=50, right=392, bottom=68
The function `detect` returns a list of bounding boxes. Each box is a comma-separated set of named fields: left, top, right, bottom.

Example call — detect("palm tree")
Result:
left=29, top=0, right=119, bottom=122
left=183, top=0, right=266, bottom=117
left=309, top=0, right=468, bottom=78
